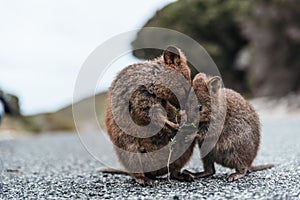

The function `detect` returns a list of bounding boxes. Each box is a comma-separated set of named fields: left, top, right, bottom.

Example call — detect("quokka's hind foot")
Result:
left=186, top=156, right=216, bottom=179
left=227, top=168, right=247, bottom=182
left=133, top=173, right=154, bottom=186
left=227, top=164, right=274, bottom=182
left=170, top=170, right=194, bottom=182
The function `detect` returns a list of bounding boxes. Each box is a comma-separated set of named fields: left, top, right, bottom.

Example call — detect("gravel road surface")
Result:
left=0, top=112, right=299, bottom=199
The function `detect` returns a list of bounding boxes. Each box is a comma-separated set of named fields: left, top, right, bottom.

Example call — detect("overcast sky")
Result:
left=0, top=0, right=175, bottom=115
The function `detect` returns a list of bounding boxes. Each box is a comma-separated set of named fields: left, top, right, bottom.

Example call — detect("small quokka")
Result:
left=105, top=46, right=196, bottom=186
left=184, top=73, right=274, bottom=182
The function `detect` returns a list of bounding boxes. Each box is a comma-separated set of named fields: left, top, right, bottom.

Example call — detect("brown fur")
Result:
left=184, top=73, right=274, bottom=182
left=105, top=46, right=195, bottom=186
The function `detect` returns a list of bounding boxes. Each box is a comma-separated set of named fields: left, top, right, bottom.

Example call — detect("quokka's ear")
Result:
left=192, top=73, right=207, bottom=86
left=207, top=76, right=222, bottom=94
left=163, top=46, right=182, bottom=65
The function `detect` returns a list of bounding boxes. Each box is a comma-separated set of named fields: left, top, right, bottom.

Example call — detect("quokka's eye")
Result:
left=194, top=105, right=202, bottom=112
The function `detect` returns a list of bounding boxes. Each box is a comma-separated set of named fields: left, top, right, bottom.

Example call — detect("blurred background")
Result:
left=0, top=0, right=299, bottom=135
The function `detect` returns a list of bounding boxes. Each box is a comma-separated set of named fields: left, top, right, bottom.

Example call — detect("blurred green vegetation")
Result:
left=132, top=0, right=300, bottom=97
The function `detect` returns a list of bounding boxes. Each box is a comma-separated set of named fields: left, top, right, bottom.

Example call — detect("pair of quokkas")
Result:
left=105, top=46, right=273, bottom=186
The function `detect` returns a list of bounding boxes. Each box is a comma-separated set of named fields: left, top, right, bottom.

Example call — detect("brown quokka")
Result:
left=105, top=46, right=196, bottom=186
left=184, top=73, right=274, bottom=182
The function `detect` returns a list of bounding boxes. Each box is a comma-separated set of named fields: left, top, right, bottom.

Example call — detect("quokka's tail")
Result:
left=98, top=167, right=130, bottom=176
left=249, top=164, right=274, bottom=172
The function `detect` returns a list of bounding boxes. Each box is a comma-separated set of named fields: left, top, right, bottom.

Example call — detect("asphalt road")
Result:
left=0, top=112, right=300, bottom=199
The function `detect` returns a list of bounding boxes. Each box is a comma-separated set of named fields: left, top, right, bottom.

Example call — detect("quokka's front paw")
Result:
left=173, top=124, right=180, bottom=130
left=185, top=131, right=199, bottom=143
left=166, top=120, right=180, bottom=130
